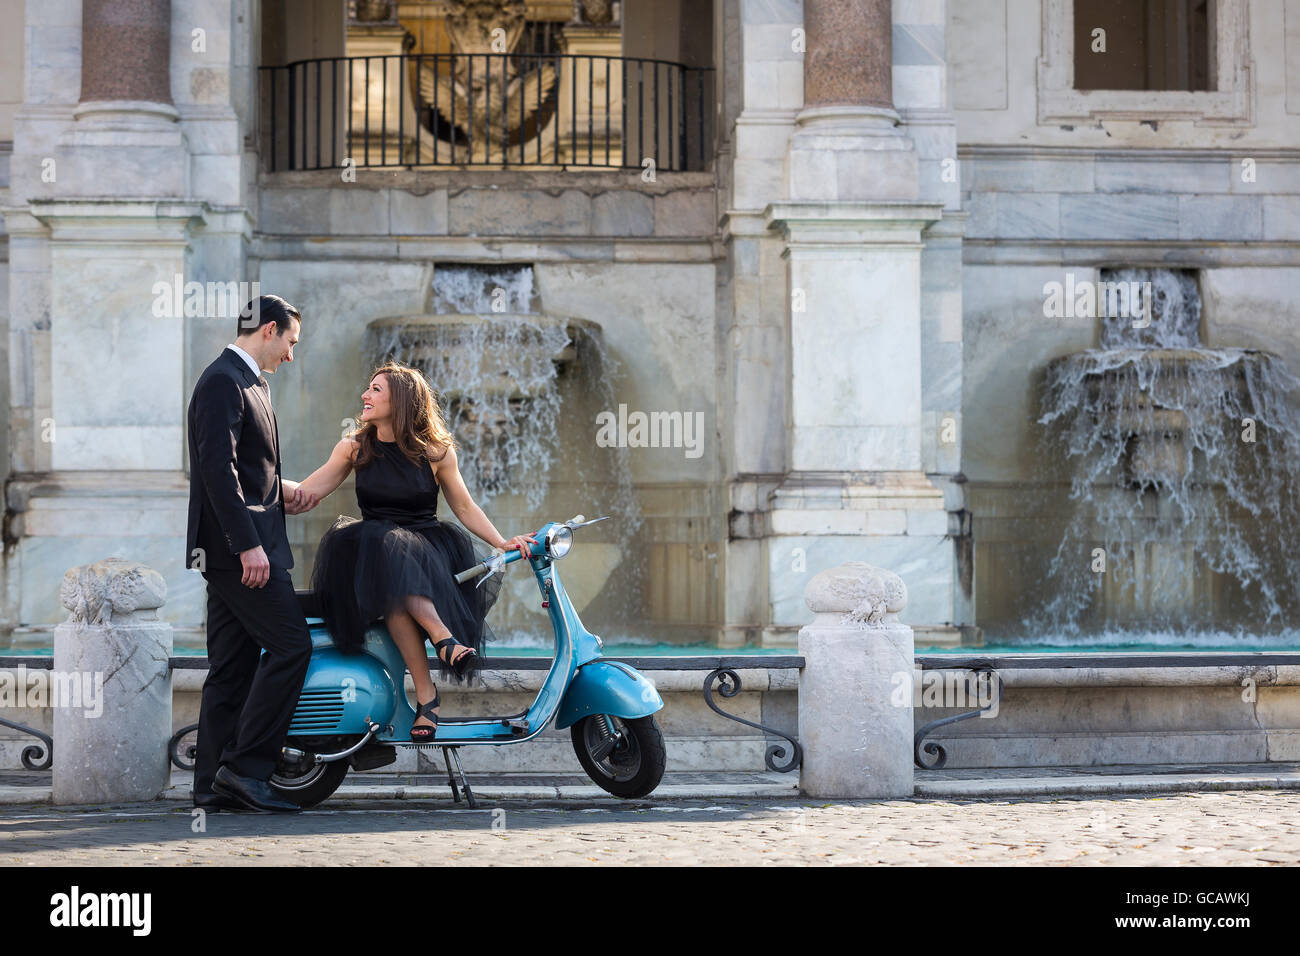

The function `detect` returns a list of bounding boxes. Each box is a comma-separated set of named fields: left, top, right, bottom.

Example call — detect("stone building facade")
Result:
left=0, top=0, right=1296, bottom=649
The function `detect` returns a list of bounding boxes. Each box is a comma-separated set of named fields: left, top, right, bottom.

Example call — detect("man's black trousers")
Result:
left=194, top=570, right=311, bottom=794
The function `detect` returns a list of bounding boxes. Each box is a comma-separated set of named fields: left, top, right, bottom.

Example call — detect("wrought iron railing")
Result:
left=259, top=53, right=714, bottom=172
left=0, top=656, right=52, bottom=770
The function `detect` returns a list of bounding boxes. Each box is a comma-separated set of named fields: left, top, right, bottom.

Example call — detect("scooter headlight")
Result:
left=545, top=524, right=573, bottom=559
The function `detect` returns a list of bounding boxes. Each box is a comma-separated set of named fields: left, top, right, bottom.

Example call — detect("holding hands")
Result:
left=282, top=479, right=319, bottom=516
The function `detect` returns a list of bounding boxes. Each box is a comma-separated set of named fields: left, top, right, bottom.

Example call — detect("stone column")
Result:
left=53, top=560, right=173, bottom=804
left=798, top=562, right=913, bottom=798
left=81, top=0, right=173, bottom=105
left=760, top=0, right=954, bottom=647
left=803, top=0, right=892, bottom=109
left=1, top=0, right=214, bottom=648
left=786, top=0, right=917, bottom=202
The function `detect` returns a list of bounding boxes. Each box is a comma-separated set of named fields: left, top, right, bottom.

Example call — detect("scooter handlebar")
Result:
left=453, top=564, right=486, bottom=584
left=454, top=546, right=522, bottom=584
left=453, top=515, right=608, bottom=583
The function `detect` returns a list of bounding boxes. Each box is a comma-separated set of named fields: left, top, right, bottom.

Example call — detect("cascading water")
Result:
left=365, top=264, right=646, bottom=647
left=430, top=263, right=539, bottom=315
left=368, top=312, right=573, bottom=510
left=1032, top=268, right=1300, bottom=641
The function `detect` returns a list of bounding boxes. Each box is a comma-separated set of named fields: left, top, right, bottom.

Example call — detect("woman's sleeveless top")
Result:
left=355, top=439, right=440, bottom=527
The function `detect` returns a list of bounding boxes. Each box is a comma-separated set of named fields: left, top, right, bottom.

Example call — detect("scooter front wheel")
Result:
left=571, top=714, right=666, bottom=798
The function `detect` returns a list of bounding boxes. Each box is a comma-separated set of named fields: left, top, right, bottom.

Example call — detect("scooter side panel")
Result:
left=554, top=660, right=664, bottom=730
left=289, top=646, right=399, bottom=735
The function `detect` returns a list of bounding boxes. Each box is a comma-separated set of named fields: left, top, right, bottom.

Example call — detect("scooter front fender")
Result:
left=555, top=660, right=664, bottom=730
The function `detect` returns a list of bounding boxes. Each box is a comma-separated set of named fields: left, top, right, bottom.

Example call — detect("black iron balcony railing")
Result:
left=258, top=53, right=714, bottom=173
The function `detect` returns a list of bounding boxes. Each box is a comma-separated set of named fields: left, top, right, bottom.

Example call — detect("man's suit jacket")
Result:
left=186, top=348, right=293, bottom=579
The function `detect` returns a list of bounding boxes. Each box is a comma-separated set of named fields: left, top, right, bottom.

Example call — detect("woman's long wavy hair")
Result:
left=352, top=362, right=456, bottom=469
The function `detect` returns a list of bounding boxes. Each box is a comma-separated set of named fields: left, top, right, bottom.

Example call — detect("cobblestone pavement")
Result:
left=2, top=789, right=1298, bottom=865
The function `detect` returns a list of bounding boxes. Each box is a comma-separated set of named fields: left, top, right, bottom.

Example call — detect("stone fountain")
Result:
left=1034, top=268, right=1300, bottom=636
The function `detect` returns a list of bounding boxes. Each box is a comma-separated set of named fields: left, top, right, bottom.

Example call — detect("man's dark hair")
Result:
left=237, top=294, right=301, bottom=338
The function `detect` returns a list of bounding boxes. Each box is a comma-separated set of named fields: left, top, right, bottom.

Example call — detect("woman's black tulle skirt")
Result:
left=311, top=516, right=503, bottom=683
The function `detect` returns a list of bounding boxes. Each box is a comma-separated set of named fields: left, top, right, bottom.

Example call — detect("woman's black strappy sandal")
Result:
left=411, top=689, right=440, bottom=741
left=433, top=637, right=479, bottom=680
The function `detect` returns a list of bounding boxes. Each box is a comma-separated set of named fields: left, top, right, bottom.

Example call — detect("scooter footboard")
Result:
left=555, top=660, right=664, bottom=730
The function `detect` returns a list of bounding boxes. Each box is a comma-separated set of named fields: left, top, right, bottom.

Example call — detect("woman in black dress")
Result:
left=294, top=363, right=536, bottom=739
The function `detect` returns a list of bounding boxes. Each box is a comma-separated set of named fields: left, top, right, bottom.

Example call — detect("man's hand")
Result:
left=240, top=545, right=271, bottom=589
left=282, top=479, right=319, bottom=516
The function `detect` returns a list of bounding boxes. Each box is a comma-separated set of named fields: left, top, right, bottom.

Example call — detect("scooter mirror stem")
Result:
left=567, top=515, right=610, bottom=529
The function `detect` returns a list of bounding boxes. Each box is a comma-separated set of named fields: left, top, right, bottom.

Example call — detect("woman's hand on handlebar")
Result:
left=500, top=532, right=538, bottom=561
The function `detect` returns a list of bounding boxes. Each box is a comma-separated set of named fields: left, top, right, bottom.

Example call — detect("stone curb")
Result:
left=0, top=782, right=802, bottom=807
left=0, top=786, right=47, bottom=805
left=915, top=773, right=1300, bottom=799
left=158, top=782, right=803, bottom=802
left=8, top=775, right=1300, bottom=807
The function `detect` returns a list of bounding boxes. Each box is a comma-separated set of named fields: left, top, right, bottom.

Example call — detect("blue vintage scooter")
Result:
left=266, top=515, right=666, bottom=808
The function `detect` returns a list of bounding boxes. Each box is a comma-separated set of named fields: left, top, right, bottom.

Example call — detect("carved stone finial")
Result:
left=804, top=561, right=907, bottom=628
left=60, top=559, right=167, bottom=625
left=576, top=0, right=615, bottom=24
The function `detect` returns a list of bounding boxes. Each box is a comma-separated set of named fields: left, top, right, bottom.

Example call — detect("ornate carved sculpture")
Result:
left=59, top=559, right=167, bottom=625
left=804, top=561, right=908, bottom=629
left=417, top=0, right=559, bottom=163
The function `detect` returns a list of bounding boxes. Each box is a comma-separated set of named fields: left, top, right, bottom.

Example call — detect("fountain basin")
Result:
left=1045, top=347, right=1267, bottom=486
left=366, top=313, right=601, bottom=399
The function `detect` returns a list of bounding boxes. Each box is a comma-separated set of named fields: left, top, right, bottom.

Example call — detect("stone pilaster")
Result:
left=715, top=0, right=805, bottom=646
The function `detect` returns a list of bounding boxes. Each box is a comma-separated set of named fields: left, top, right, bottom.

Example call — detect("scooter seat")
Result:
left=295, top=589, right=323, bottom=619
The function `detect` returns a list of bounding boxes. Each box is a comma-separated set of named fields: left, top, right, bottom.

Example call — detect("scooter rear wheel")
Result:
left=571, top=714, right=666, bottom=798
left=269, top=747, right=352, bottom=808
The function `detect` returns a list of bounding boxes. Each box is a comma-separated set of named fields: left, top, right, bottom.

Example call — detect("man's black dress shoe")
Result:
left=212, top=765, right=301, bottom=813
left=193, top=791, right=252, bottom=813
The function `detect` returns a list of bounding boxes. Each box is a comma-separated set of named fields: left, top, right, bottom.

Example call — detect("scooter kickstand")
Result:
left=441, top=746, right=462, bottom=804
left=446, top=746, right=477, bottom=809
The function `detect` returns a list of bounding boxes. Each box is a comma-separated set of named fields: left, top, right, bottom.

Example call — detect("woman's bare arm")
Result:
left=295, top=438, right=358, bottom=506
left=436, top=445, right=534, bottom=556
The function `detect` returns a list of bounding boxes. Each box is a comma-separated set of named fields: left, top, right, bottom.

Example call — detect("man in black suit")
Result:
left=187, top=294, right=318, bottom=813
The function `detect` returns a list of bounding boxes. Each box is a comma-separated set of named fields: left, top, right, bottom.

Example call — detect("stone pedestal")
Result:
left=4, top=199, right=207, bottom=644
left=730, top=0, right=957, bottom=646
left=798, top=562, right=913, bottom=798
left=52, top=560, right=172, bottom=805
left=786, top=106, right=920, bottom=202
